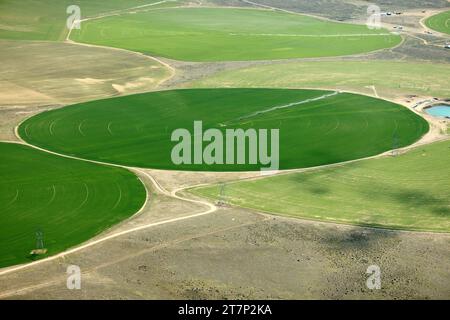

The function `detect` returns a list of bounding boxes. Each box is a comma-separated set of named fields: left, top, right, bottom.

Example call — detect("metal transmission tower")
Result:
left=30, top=228, right=47, bottom=255
left=36, top=229, right=44, bottom=250
left=216, top=183, right=228, bottom=207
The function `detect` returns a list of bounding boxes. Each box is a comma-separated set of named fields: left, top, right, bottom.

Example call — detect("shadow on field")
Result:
left=393, top=190, right=450, bottom=217
left=318, top=224, right=399, bottom=252
left=286, top=172, right=332, bottom=195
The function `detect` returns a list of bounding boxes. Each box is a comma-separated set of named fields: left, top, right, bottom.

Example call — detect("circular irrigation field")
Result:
left=19, top=88, right=429, bottom=172
left=70, top=7, right=401, bottom=61
left=0, top=142, right=146, bottom=268
left=425, top=10, right=450, bottom=35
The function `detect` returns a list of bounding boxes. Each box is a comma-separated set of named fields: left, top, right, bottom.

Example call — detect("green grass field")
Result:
left=19, top=88, right=428, bottom=171
left=425, top=10, right=450, bottom=35
left=192, top=140, right=450, bottom=232
left=0, top=0, right=168, bottom=41
left=190, top=60, right=450, bottom=99
left=70, top=7, right=401, bottom=61
left=0, top=142, right=146, bottom=268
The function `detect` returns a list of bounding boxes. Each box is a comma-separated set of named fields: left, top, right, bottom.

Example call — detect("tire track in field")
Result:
left=78, top=119, right=87, bottom=137
left=72, top=183, right=90, bottom=212
left=46, top=185, right=57, bottom=206
left=107, top=122, right=114, bottom=136
left=112, top=183, right=123, bottom=210
left=49, top=120, right=58, bottom=136
left=4, top=189, right=19, bottom=209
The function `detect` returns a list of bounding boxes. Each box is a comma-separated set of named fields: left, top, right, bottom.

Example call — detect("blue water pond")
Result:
left=425, top=105, right=450, bottom=118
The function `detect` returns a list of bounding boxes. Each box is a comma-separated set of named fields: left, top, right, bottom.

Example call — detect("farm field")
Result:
left=70, top=7, right=402, bottom=61
left=190, top=60, right=450, bottom=99
left=19, top=88, right=428, bottom=171
left=0, top=0, right=173, bottom=41
left=425, top=10, right=450, bottom=34
left=0, top=0, right=449, bottom=300
left=0, top=40, right=171, bottom=107
left=0, top=142, right=146, bottom=268
left=192, top=140, right=450, bottom=233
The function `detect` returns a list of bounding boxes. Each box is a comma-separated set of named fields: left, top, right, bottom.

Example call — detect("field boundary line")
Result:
left=12, top=87, right=444, bottom=175
left=1, top=90, right=446, bottom=276
left=0, top=215, right=263, bottom=299
left=240, top=0, right=363, bottom=25
left=64, top=2, right=404, bottom=65
left=419, top=9, right=450, bottom=38
left=365, top=85, right=379, bottom=98
left=65, top=0, right=177, bottom=88
left=65, top=40, right=176, bottom=89
left=0, top=199, right=216, bottom=277
left=65, top=0, right=178, bottom=41
left=194, top=188, right=450, bottom=235
left=0, top=130, right=217, bottom=276
left=0, top=153, right=217, bottom=277
left=187, top=135, right=450, bottom=186
left=1, top=0, right=447, bottom=281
